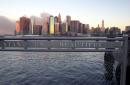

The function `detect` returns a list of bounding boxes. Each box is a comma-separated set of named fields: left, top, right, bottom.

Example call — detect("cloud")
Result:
left=0, top=16, right=15, bottom=35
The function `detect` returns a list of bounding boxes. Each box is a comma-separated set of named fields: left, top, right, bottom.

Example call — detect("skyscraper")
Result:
left=15, top=21, right=20, bottom=35
left=41, top=13, right=50, bottom=35
left=20, top=16, right=30, bottom=35
left=54, top=23, right=60, bottom=35
left=66, top=16, right=71, bottom=32
left=49, top=16, right=54, bottom=34
left=30, top=16, right=35, bottom=35
left=78, top=23, right=83, bottom=33
left=58, top=13, right=61, bottom=23
left=57, top=13, right=62, bottom=33
left=70, top=20, right=80, bottom=33
left=42, top=16, right=49, bottom=35
left=62, top=22, right=68, bottom=34
left=83, top=24, right=89, bottom=34
left=54, top=16, right=58, bottom=23
left=101, top=20, right=105, bottom=32
left=66, top=16, right=71, bottom=25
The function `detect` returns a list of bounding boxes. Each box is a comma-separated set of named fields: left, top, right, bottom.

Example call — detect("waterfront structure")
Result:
left=109, top=27, right=121, bottom=36
left=125, top=26, right=130, bottom=32
left=0, top=36, right=128, bottom=85
left=49, top=16, right=55, bottom=34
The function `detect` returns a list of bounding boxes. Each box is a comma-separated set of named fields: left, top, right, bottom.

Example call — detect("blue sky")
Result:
left=0, top=0, right=130, bottom=30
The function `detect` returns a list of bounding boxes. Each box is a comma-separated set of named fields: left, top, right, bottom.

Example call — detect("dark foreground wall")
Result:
left=115, top=37, right=130, bottom=85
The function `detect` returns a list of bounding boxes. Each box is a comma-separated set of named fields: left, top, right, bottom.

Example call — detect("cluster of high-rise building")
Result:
left=15, top=13, right=124, bottom=37
left=15, top=13, right=90, bottom=36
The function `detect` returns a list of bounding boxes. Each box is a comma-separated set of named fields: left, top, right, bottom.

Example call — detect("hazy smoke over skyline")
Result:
left=0, top=16, right=15, bottom=35
left=0, top=13, right=51, bottom=35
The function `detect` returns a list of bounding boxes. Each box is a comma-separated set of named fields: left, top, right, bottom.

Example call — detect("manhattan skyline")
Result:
left=0, top=0, right=130, bottom=35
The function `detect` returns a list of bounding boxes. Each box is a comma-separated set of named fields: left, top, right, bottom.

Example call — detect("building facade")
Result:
left=62, top=22, right=68, bottom=34
left=54, top=23, right=60, bottom=35
left=20, top=16, right=30, bottom=35
left=49, top=16, right=55, bottom=34
left=70, top=20, right=80, bottom=33
left=15, top=21, right=20, bottom=35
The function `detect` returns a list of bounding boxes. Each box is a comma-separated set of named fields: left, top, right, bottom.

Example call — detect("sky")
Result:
left=0, top=0, right=130, bottom=30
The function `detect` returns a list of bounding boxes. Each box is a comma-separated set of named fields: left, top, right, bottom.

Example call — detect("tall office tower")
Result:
left=78, top=23, right=83, bottom=33
left=34, top=17, right=43, bottom=35
left=58, top=13, right=62, bottom=33
left=54, top=16, right=59, bottom=35
left=85, top=24, right=90, bottom=34
left=54, top=16, right=58, bottom=23
left=42, top=16, right=49, bottom=35
left=43, top=22, right=49, bottom=35
left=20, top=16, right=30, bottom=35
left=66, top=16, right=71, bottom=32
left=49, top=16, right=55, bottom=34
left=101, top=20, right=105, bottom=32
left=62, top=22, right=68, bottom=34
left=15, top=21, right=20, bottom=35
left=66, top=16, right=71, bottom=25
left=54, top=23, right=60, bottom=35
left=30, top=16, right=35, bottom=35
left=58, top=13, right=61, bottom=23
left=70, top=20, right=80, bottom=33
left=82, top=24, right=85, bottom=34
left=41, top=13, right=50, bottom=35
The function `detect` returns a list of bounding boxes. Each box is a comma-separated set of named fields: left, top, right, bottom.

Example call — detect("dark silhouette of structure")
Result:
left=104, top=30, right=115, bottom=81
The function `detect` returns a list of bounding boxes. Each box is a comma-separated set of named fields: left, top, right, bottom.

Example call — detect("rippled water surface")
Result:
left=0, top=52, right=115, bottom=85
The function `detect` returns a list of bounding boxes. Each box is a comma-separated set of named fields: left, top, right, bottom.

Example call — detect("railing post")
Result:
left=120, top=35, right=128, bottom=85
left=48, top=40, right=51, bottom=50
left=24, top=40, right=28, bottom=50
left=72, top=40, right=75, bottom=50
left=0, top=40, right=5, bottom=49
left=96, top=40, right=99, bottom=50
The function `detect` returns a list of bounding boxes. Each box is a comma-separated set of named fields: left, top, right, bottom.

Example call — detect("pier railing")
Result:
left=0, top=35, right=128, bottom=85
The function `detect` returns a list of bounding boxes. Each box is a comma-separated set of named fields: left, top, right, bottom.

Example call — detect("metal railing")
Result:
left=0, top=35, right=128, bottom=85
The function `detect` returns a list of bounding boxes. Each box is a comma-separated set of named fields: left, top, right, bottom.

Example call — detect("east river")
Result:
left=0, top=52, right=116, bottom=85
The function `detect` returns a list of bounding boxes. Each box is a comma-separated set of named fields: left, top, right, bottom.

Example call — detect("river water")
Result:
left=0, top=52, right=116, bottom=85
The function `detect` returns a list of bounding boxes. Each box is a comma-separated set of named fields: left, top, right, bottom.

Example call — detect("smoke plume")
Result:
left=0, top=16, right=15, bottom=35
